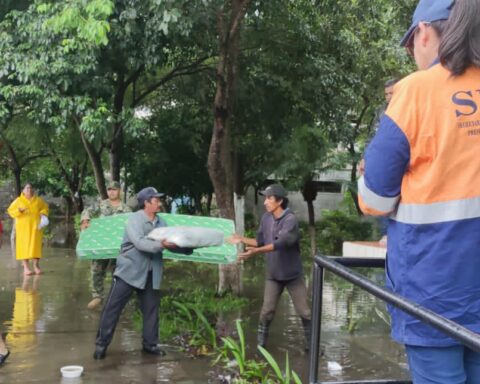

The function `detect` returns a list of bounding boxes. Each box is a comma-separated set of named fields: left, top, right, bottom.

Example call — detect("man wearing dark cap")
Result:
left=93, top=186, right=188, bottom=360
left=80, top=180, right=131, bottom=309
left=230, top=183, right=311, bottom=350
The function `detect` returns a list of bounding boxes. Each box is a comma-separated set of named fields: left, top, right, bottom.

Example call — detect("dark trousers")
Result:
left=259, top=276, right=311, bottom=323
left=95, top=272, right=160, bottom=349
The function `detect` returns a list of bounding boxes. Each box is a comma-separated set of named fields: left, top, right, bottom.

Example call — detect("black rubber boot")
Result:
left=257, top=321, right=270, bottom=348
left=93, top=345, right=107, bottom=360
left=302, top=318, right=312, bottom=352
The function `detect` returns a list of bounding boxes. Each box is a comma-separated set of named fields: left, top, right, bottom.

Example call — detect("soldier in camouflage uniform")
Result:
left=80, top=181, right=131, bottom=310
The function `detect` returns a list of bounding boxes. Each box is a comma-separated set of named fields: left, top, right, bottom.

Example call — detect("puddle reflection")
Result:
left=7, top=275, right=41, bottom=356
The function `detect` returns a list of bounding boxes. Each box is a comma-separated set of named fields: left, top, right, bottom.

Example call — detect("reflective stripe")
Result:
left=358, top=176, right=400, bottom=213
left=393, top=197, right=480, bottom=224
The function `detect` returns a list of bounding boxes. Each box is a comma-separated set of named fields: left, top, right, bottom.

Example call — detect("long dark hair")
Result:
left=439, top=0, right=480, bottom=76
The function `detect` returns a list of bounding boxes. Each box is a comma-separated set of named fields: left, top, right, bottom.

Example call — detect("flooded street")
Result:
left=0, top=241, right=410, bottom=383
left=0, top=246, right=210, bottom=383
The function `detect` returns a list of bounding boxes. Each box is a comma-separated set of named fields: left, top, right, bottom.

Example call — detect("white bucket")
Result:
left=60, top=365, right=84, bottom=378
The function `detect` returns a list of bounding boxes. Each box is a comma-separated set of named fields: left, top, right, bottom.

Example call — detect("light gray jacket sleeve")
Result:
left=125, top=214, right=164, bottom=254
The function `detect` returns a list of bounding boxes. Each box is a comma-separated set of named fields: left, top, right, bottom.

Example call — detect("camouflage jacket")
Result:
left=80, top=199, right=131, bottom=222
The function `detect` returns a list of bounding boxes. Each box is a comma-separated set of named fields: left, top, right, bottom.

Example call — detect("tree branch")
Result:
left=18, top=153, right=50, bottom=169
left=125, top=66, right=144, bottom=88
left=132, top=56, right=212, bottom=107
left=228, top=0, right=251, bottom=43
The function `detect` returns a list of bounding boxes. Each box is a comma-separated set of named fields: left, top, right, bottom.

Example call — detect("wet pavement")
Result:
left=0, top=243, right=410, bottom=383
left=0, top=247, right=210, bottom=383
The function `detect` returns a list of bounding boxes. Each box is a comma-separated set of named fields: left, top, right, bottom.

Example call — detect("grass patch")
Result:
left=132, top=287, right=248, bottom=354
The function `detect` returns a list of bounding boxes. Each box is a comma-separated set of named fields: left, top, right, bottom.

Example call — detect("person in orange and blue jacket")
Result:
left=359, top=0, right=480, bottom=382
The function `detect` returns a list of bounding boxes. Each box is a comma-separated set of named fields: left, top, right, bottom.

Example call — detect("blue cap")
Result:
left=137, top=187, right=165, bottom=204
left=400, top=0, right=454, bottom=46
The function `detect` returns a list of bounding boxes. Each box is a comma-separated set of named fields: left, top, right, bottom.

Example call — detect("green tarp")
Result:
left=76, top=213, right=237, bottom=264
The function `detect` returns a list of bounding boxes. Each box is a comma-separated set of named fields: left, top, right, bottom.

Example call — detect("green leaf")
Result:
left=258, top=345, right=283, bottom=379
left=292, top=370, right=303, bottom=384
left=235, top=319, right=246, bottom=361
left=172, top=300, right=193, bottom=322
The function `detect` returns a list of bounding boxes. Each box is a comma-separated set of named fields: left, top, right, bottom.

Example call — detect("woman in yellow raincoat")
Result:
left=7, top=183, right=49, bottom=275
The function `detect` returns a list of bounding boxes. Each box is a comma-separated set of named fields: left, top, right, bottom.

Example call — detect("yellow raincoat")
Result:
left=7, top=193, right=49, bottom=260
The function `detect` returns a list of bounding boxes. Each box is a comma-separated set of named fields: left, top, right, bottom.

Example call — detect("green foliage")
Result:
left=40, top=0, right=114, bottom=47
left=0, top=0, right=418, bottom=233
left=0, top=0, right=218, bottom=198
left=317, top=210, right=373, bottom=256
left=315, top=0, right=417, bottom=208
left=258, top=346, right=302, bottom=384
left=170, top=300, right=217, bottom=350
left=124, top=78, right=214, bottom=201
left=215, top=320, right=267, bottom=383
left=133, top=287, right=248, bottom=350
left=235, top=0, right=339, bottom=189
left=215, top=320, right=303, bottom=383
left=217, top=320, right=248, bottom=375
left=275, top=124, right=331, bottom=192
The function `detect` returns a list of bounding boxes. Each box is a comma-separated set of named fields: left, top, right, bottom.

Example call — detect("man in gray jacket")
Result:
left=93, top=187, right=189, bottom=360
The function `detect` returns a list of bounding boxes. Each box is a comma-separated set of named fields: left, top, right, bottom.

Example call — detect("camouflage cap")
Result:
left=107, top=181, right=121, bottom=190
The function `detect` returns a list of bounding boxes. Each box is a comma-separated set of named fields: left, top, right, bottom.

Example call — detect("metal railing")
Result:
left=308, top=255, right=480, bottom=384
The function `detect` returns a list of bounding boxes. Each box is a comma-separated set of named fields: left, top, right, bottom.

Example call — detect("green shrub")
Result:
left=316, top=210, right=373, bottom=256
left=132, top=287, right=248, bottom=352
left=215, top=320, right=302, bottom=383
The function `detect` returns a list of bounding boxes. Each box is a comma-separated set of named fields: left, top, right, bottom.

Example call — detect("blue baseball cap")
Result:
left=400, top=0, right=455, bottom=46
left=137, top=187, right=165, bottom=205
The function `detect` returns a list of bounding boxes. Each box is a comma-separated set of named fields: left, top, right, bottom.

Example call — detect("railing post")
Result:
left=314, top=255, right=480, bottom=354
left=309, top=262, right=324, bottom=384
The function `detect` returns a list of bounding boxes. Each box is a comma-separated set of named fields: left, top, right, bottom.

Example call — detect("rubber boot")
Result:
left=257, top=321, right=270, bottom=348
left=302, top=318, right=312, bottom=352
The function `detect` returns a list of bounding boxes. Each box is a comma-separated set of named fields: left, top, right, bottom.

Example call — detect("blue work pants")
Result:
left=406, top=345, right=480, bottom=384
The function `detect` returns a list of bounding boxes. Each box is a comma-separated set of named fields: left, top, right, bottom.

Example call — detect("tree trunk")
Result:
left=49, top=148, right=86, bottom=215
left=349, top=105, right=368, bottom=216
left=63, top=196, right=78, bottom=247
left=109, top=121, right=123, bottom=182
left=2, top=138, right=22, bottom=195
left=69, top=157, right=88, bottom=213
left=302, top=179, right=317, bottom=256
left=78, top=127, right=107, bottom=199
left=64, top=196, right=73, bottom=222
left=307, top=200, right=316, bottom=256
left=72, top=193, right=84, bottom=214
left=109, top=73, right=126, bottom=182
left=206, top=193, right=213, bottom=215
left=208, top=0, right=250, bottom=295
left=349, top=160, right=362, bottom=215
left=12, top=167, right=21, bottom=197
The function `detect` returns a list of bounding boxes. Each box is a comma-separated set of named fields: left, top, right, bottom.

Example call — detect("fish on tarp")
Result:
left=146, top=226, right=224, bottom=248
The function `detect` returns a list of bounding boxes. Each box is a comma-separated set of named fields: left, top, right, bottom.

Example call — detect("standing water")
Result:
left=0, top=242, right=410, bottom=383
